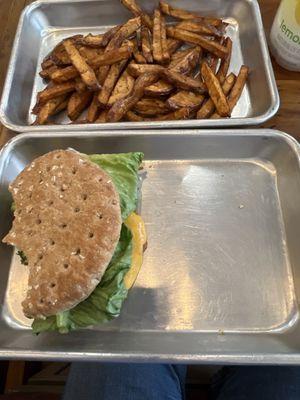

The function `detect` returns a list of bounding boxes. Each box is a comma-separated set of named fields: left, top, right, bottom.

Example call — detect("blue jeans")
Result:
left=63, top=363, right=300, bottom=400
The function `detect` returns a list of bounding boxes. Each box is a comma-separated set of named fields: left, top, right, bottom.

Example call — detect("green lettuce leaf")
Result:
left=31, top=152, right=143, bottom=334
left=88, top=152, right=143, bottom=220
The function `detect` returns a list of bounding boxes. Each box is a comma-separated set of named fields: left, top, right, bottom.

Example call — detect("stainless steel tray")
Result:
left=0, top=129, right=300, bottom=364
left=0, top=0, right=279, bottom=132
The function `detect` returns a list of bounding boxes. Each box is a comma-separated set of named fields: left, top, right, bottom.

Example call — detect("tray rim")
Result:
left=0, top=0, right=280, bottom=133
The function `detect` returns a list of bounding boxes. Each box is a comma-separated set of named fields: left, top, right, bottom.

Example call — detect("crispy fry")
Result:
left=50, top=66, right=79, bottom=83
left=128, top=63, right=206, bottom=93
left=107, top=72, right=160, bottom=122
left=51, top=46, right=71, bottom=66
left=89, top=45, right=133, bottom=68
left=134, top=98, right=169, bottom=115
left=132, top=38, right=147, bottom=63
left=35, top=95, right=68, bottom=125
left=167, top=38, right=182, bottom=55
left=126, top=107, right=190, bottom=121
left=126, top=110, right=144, bottom=121
left=197, top=72, right=235, bottom=118
left=38, top=81, right=76, bottom=103
left=108, top=68, right=135, bottom=105
left=39, top=65, right=58, bottom=80
left=75, top=78, right=87, bottom=93
left=175, top=20, right=223, bottom=37
left=167, top=90, right=205, bottom=110
left=97, top=66, right=110, bottom=86
left=78, top=25, right=121, bottom=47
left=166, top=69, right=206, bottom=92
left=170, top=47, right=194, bottom=62
left=159, top=0, right=222, bottom=26
left=78, top=46, right=104, bottom=63
left=106, top=17, right=142, bottom=50
left=155, top=107, right=190, bottom=120
left=166, top=27, right=228, bottom=59
left=52, top=97, right=69, bottom=115
left=128, top=63, right=163, bottom=76
left=227, top=65, right=249, bottom=111
left=98, top=59, right=128, bottom=107
left=95, top=110, right=108, bottom=123
left=216, top=37, right=232, bottom=83
left=87, top=93, right=100, bottom=122
left=161, top=15, right=170, bottom=63
left=141, top=27, right=153, bottom=63
left=153, top=9, right=163, bottom=63
left=41, top=59, right=56, bottom=70
left=169, top=47, right=201, bottom=75
left=120, top=0, right=153, bottom=29
left=144, top=80, right=174, bottom=97
left=63, top=39, right=100, bottom=90
left=201, top=61, right=229, bottom=116
left=67, top=90, right=93, bottom=121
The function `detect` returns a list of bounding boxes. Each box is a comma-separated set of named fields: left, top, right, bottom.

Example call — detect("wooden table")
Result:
left=0, top=0, right=299, bottom=146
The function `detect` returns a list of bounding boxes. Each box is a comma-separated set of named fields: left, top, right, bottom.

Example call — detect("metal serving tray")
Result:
left=0, top=129, right=300, bottom=364
left=0, top=0, right=279, bottom=132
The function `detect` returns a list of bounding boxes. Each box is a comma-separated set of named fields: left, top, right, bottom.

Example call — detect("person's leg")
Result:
left=211, top=366, right=300, bottom=400
left=63, top=363, right=187, bottom=400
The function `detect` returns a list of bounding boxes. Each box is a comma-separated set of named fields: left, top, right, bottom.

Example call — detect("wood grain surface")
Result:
left=0, top=0, right=299, bottom=145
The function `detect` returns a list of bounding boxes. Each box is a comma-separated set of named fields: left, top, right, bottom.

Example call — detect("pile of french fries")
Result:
left=32, top=0, right=249, bottom=125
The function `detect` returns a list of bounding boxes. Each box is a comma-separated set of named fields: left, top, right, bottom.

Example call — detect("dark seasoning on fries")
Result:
left=32, top=0, right=249, bottom=125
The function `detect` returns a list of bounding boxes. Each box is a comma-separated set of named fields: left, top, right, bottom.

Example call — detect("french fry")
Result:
left=201, top=61, right=229, bottom=116
left=75, top=78, right=87, bottom=93
left=128, top=63, right=163, bottom=76
left=67, top=90, right=93, bottom=121
left=217, top=37, right=232, bottom=83
left=166, top=27, right=228, bottom=59
left=167, top=90, right=205, bottom=110
left=95, top=110, right=108, bottom=123
left=126, top=110, right=144, bottom=121
left=35, top=94, right=68, bottom=125
left=159, top=0, right=223, bottom=27
left=39, top=65, right=58, bottom=80
left=38, top=81, right=76, bottom=103
left=120, top=0, right=153, bottom=29
left=108, top=68, right=135, bottom=105
left=89, top=45, right=133, bottom=68
left=153, top=9, right=163, bottom=63
left=98, top=59, right=128, bottom=107
left=141, top=27, right=153, bottom=63
left=87, top=93, right=100, bottom=122
left=97, top=66, right=110, bottom=86
left=175, top=20, right=223, bottom=37
left=126, top=107, right=190, bottom=121
left=169, top=47, right=201, bottom=75
left=78, top=46, right=104, bottom=63
left=133, top=98, right=169, bottom=116
left=155, top=107, right=190, bottom=120
left=78, top=25, right=121, bottom=47
left=52, top=97, right=69, bottom=115
left=41, top=59, right=56, bottom=70
left=132, top=38, right=147, bottom=63
left=197, top=72, right=235, bottom=118
left=50, top=66, right=79, bottom=83
left=128, top=63, right=206, bottom=93
left=63, top=40, right=100, bottom=90
left=51, top=46, right=71, bottom=66
left=106, top=17, right=142, bottom=50
left=227, top=65, right=249, bottom=111
left=167, top=38, right=182, bottom=55
left=161, top=15, right=170, bottom=63
left=107, top=72, right=160, bottom=122
left=144, top=80, right=174, bottom=97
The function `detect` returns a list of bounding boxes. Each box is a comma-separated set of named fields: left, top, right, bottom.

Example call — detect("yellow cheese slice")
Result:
left=124, top=212, right=147, bottom=290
